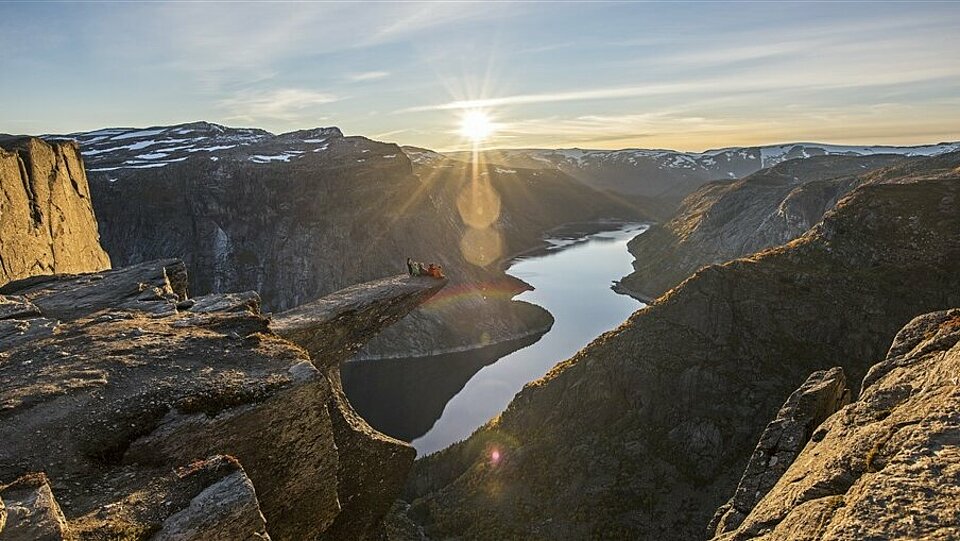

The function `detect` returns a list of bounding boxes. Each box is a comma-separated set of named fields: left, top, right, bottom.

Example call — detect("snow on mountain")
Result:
left=46, top=122, right=345, bottom=171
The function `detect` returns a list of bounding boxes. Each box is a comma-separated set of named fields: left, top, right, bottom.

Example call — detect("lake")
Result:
left=342, top=223, right=649, bottom=456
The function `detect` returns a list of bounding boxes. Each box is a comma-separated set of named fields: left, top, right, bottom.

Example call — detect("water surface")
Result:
left=342, top=224, right=648, bottom=455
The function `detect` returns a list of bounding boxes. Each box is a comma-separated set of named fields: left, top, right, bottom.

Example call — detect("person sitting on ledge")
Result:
left=406, top=257, right=414, bottom=275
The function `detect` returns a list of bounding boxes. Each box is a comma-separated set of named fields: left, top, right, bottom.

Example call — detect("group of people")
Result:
left=407, top=257, right=445, bottom=279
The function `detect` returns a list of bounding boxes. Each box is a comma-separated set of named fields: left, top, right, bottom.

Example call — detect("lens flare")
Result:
left=456, top=176, right=501, bottom=229
left=459, top=226, right=503, bottom=268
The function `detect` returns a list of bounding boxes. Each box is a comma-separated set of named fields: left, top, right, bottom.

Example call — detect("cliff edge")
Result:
left=0, top=262, right=445, bottom=540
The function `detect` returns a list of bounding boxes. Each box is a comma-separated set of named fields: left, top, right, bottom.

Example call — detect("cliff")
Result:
left=401, top=159, right=960, bottom=538
left=60, top=122, right=641, bottom=358
left=0, top=137, right=110, bottom=285
left=0, top=260, right=445, bottom=540
left=618, top=153, right=935, bottom=299
left=710, top=309, right=960, bottom=540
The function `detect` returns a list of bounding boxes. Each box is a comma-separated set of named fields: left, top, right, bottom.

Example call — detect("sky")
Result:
left=1, top=1, right=959, bottom=152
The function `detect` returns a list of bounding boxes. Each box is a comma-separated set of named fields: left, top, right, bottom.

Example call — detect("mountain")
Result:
left=617, top=153, right=949, bottom=299
left=47, top=122, right=647, bottom=358
left=444, top=141, right=960, bottom=200
left=400, top=156, right=960, bottom=539
left=0, top=137, right=450, bottom=540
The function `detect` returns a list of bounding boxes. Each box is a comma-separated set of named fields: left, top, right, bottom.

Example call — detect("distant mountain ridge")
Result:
left=444, top=141, right=960, bottom=198
left=47, top=122, right=960, bottom=197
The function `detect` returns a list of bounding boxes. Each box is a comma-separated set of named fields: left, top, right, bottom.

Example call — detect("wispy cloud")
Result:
left=346, top=71, right=390, bottom=82
left=218, top=88, right=340, bottom=122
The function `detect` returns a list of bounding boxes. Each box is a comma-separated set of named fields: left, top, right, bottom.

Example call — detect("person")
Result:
left=427, top=263, right=438, bottom=278
left=406, top=257, right=414, bottom=276
left=418, top=262, right=427, bottom=276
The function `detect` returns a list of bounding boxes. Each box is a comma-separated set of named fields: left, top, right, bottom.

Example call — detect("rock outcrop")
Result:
left=0, top=259, right=445, bottom=540
left=618, top=154, right=924, bottom=299
left=711, top=309, right=960, bottom=540
left=402, top=161, right=960, bottom=539
left=709, top=368, right=851, bottom=536
left=0, top=137, right=110, bottom=285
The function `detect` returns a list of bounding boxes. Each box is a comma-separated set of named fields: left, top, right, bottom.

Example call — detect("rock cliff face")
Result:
left=708, top=368, right=851, bottom=536
left=0, top=258, right=445, bottom=540
left=711, top=309, right=960, bottom=540
left=55, top=122, right=641, bottom=358
left=402, top=161, right=960, bottom=539
left=618, top=153, right=931, bottom=299
left=0, top=137, right=110, bottom=285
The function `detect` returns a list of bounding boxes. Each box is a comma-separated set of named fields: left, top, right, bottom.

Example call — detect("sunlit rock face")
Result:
left=711, top=309, right=960, bottom=541
left=0, top=258, right=445, bottom=540
left=50, top=122, right=644, bottom=358
left=0, top=137, right=111, bottom=285
left=402, top=157, right=960, bottom=540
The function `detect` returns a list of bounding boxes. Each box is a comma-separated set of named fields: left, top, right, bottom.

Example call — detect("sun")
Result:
left=459, top=110, right=495, bottom=143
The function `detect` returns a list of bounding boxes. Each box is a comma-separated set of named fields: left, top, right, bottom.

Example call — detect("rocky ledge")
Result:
left=0, top=260, right=444, bottom=540
left=711, top=309, right=960, bottom=540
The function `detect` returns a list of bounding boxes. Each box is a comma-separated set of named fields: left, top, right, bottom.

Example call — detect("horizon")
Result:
left=35, top=118, right=960, bottom=156
left=3, top=1, right=960, bottom=152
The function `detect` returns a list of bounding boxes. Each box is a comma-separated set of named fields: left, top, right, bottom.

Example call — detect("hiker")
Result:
left=418, top=262, right=427, bottom=276
left=406, top=257, right=414, bottom=275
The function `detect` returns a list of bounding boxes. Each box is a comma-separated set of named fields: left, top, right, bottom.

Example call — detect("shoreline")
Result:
left=352, top=320, right=555, bottom=362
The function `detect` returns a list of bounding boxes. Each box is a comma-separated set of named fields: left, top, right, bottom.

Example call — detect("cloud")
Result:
left=218, top=88, right=340, bottom=122
left=346, top=71, right=390, bottom=82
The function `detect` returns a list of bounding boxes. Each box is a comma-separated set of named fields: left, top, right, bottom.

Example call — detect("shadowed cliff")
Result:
left=402, top=157, right=960, bottom=539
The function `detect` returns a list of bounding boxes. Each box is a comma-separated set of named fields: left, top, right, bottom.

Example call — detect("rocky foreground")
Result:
left=402, top=161, right=960, bottom=538
left=0, top=261, right=445, bottom=540
left=711, top=309, right=960, bottom=540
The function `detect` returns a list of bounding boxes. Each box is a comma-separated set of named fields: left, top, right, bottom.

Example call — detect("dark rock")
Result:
left=64, top=123, right=641, bottom=358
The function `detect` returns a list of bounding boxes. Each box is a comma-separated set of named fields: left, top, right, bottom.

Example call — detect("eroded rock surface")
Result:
left=1, top=261, right=444, bottom=540
left=0, top=137, right=110, bottom=285
left=712, top=309, right=960, bottom=541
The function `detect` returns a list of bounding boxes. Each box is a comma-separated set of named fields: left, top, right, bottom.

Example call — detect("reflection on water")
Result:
left=342, top=223, right=648, bottom=456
